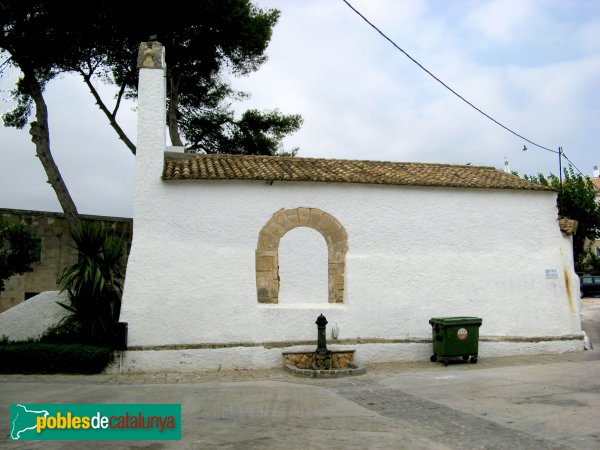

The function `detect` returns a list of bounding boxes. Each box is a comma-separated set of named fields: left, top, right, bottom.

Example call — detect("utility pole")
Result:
left=558, top=147, right=563, bottom=215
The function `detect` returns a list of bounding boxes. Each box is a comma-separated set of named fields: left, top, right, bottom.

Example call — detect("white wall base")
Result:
left=478, top=337, right=585, bottom=357
left=105, top=335, right=585, bottom=374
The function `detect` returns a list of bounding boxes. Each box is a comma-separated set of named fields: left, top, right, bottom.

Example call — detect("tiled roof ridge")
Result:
left=165, top=151, right=498, bottom=170
left=162, top=152, right=554, bottom=192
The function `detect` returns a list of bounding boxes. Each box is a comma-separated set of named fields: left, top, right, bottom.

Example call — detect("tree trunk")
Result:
left=22, top=68, right=81, bottom=234
left=168, top=73, right=184, bottom=147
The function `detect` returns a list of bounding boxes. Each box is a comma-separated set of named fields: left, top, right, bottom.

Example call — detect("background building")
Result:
left=0, top=208, right=132, bottom=312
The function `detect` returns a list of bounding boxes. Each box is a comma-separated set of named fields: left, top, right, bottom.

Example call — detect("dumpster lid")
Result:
left=429, top=317, right=482, bottom=326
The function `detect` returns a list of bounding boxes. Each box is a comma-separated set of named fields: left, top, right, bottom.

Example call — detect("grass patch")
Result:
left=0, top=342, right=114, bottom=374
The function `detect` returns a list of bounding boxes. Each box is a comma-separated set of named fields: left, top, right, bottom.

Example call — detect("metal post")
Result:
left=558, top=147, right=563, bottom=185
left=558, top=147, right=563, bottom=215
left=316, top=314, right=328, bottom=353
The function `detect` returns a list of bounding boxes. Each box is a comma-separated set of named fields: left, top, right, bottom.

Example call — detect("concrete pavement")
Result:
left=2, top=299, right=600, bottom=449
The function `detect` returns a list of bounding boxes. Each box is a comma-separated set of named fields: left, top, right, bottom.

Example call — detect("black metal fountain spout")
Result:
left=313, top=314, right=332, bottom=370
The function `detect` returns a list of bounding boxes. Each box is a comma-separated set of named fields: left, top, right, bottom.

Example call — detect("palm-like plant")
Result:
left=57, top=223, right=125, bottom=344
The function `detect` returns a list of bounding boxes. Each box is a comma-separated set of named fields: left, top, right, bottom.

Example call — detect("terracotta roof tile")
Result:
left=162, top=153, right=553, bottom=191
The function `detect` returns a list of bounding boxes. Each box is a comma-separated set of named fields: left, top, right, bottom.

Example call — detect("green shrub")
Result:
left=0, top=342, right=114, bottom=374
left=0, top=220, right=38, bottom=291
left=57, top=223, right=126, bottom=345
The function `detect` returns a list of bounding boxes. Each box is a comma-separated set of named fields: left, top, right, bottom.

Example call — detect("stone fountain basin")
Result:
left=282, top=349, right=366, bottom=377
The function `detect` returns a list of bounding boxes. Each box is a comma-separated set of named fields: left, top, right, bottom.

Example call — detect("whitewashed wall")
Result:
left=117, top=49, right=582, bottom=372
left=279, top=227, right=328, bottom=304
left=121, top=178, right=581, bottom=344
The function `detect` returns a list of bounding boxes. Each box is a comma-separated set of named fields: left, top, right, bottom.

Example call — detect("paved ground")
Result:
left=2, top=299, right=600, bottom=449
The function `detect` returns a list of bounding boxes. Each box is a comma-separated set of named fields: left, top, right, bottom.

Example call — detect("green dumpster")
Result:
left=429, top=317, right=482, bottom=366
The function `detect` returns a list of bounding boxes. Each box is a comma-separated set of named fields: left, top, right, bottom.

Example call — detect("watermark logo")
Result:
left=10, top=404, right=181, bottom=440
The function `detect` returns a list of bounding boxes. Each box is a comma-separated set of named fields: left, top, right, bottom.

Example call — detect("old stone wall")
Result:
left=0, top=209, right=132, bottom=312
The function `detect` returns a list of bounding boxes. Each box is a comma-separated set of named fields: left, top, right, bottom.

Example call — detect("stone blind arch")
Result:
left=256, top=208, right=348, bottom=304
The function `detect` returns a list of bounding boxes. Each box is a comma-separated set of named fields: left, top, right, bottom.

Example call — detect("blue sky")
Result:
left=1, top=0, right=599, bottom=217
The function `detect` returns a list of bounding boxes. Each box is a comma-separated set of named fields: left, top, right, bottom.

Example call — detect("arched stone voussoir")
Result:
left=255, top=207, right=348, bottom=304
left=257, top=228, right=280, bottom=251
left=267, top=210, right=301, bottom=237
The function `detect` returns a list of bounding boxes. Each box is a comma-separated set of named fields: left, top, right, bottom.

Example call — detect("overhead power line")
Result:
left=562, top=153, right=584, bottom=176
left=340, top=0, right=560, bottom=156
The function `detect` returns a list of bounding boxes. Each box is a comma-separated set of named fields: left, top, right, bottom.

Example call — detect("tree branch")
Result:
left=168, top=71, right=184, bottom=147
left=78, top=68, right=136, bottom=155
left=0, top=56, right=13, bottom=75
left=112, top=81, right=126, bottom=117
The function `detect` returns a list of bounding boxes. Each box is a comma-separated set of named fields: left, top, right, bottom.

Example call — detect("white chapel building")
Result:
left=117, top=42, right=583, bottom=372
